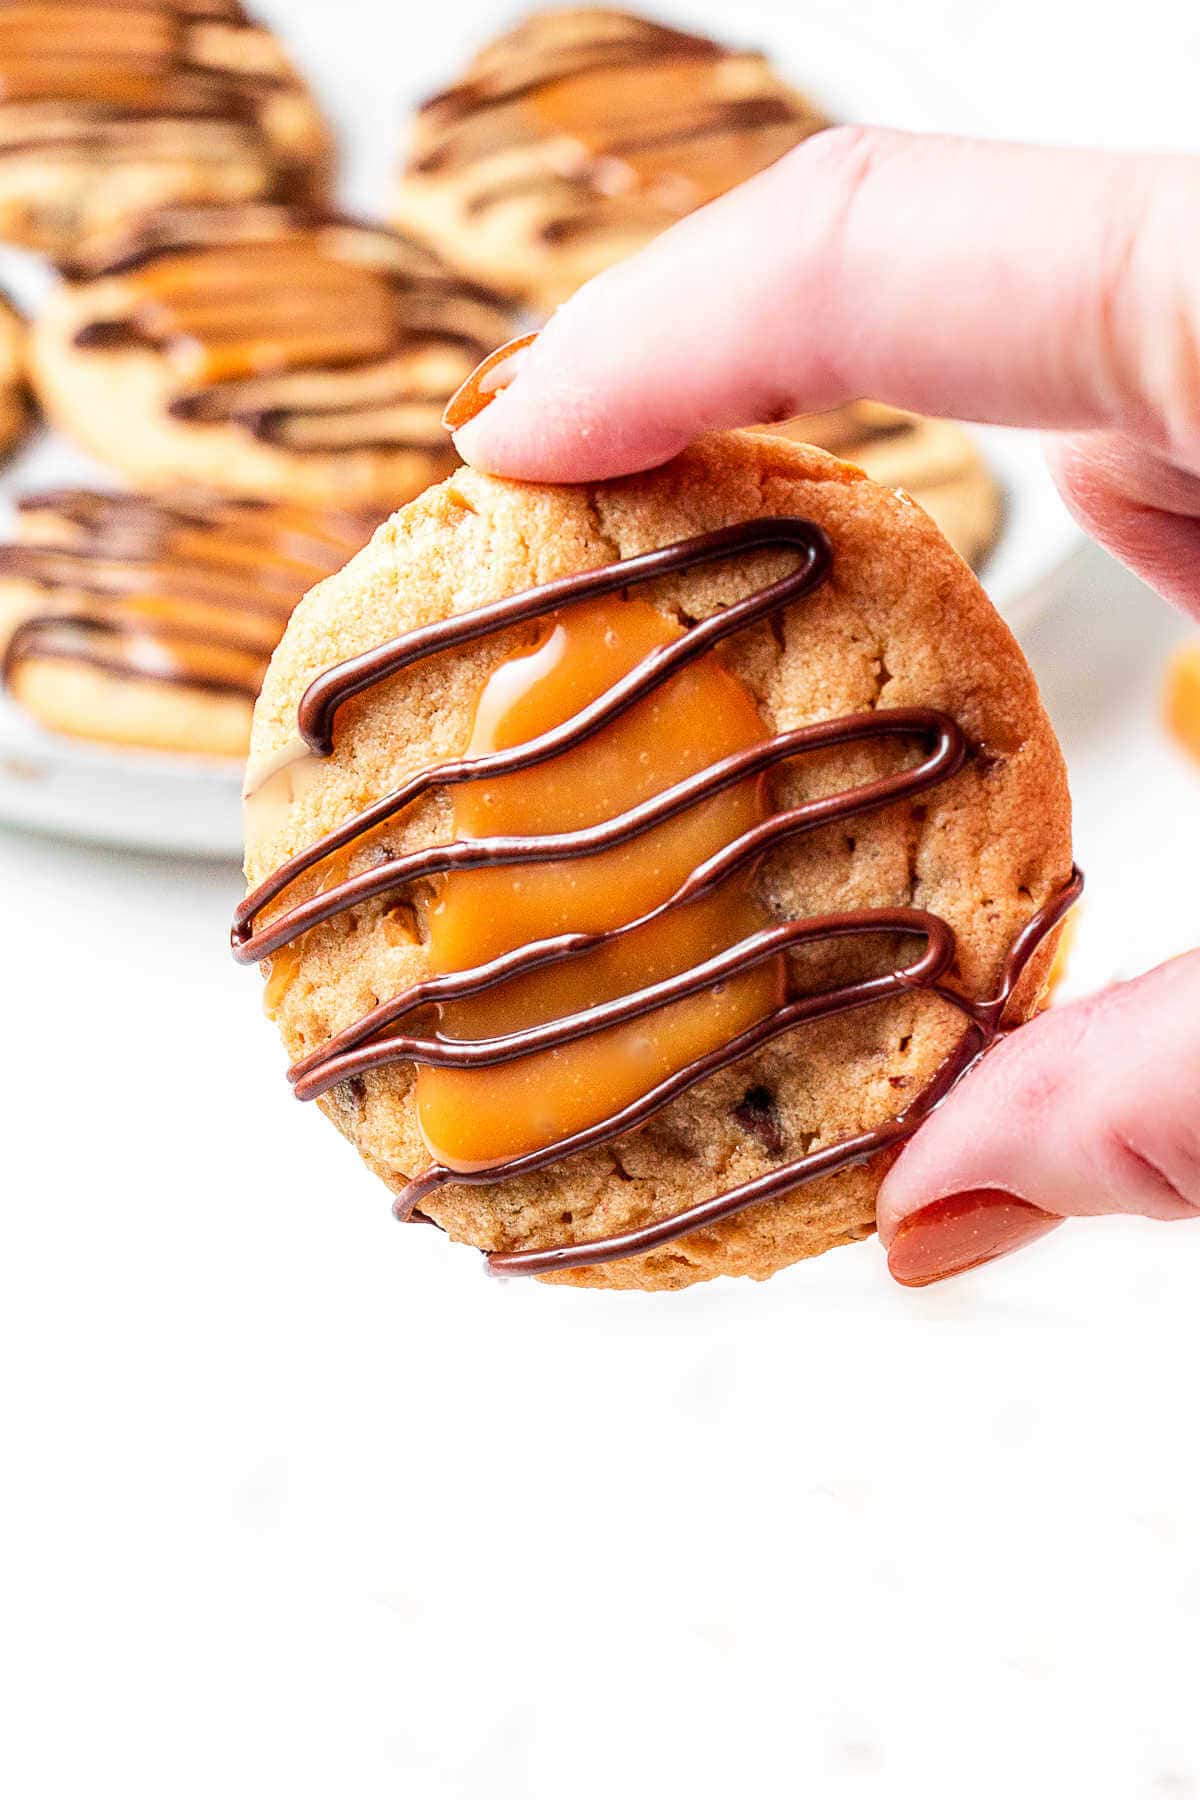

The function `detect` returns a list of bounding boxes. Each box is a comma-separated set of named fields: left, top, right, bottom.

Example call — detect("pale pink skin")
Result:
left=451, top=127, right=1200, bottom=1273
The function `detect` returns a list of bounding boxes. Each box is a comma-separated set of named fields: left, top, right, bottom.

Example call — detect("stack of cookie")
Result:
left=0, top=2, right=1002, bottom=763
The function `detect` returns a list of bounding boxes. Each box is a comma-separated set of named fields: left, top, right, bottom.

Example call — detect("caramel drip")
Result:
left=406, top=10, right=827, bottom=243
left=1, top=489, right=374, bottom=703
left=69, top=207, right=518, bottom=452
left=416, top=595, right=785, bottom=1171
left=0, top=0, right=314, bottom=186
left=232, top=518, right=1082, bottom=1277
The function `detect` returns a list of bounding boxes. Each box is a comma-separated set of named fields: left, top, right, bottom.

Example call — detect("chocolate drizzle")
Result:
left=65, top=205, right=519, bottom=454
left=1, top=489, right=375, bottom=708
left=233, top=518, right=1081, bottom=1277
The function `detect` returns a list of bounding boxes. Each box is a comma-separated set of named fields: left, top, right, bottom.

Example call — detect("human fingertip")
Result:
left=886, top=1188, right=1064, bottom=1288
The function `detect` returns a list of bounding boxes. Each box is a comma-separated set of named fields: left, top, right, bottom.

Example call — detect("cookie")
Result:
left=0, top=489, right=375, bottom=757
left=0, top=287, right=32, bottom=460
left=234, top=429, right=1075, bottom=1291
left=393, top=7, right=829, bottom=312
left=759, top=403, right=1002, bottom=569
left=0, top=0, right=330, bottom=260
left=30, top=204, right=522, bottom=509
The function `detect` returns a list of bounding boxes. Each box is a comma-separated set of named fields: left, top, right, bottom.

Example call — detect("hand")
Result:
left=446, top=127, right=1200, bottom=1286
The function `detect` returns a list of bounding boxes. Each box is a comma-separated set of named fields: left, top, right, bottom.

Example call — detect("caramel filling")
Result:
left=415, top=597, right=784, bottom=1171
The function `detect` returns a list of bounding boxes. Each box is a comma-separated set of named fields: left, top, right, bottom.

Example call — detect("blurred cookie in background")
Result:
left=1165, top=640, right=1200, bottom=764
left=759, top=403, right=1002, bottom=568
left=393, top=6, right=829, bottom=312
left=0, top=489, right=376, bottom=757
left=0, top=287, right=33, bottom=460
left=31, top=204, right=521, bottom=509
left=0, top=0, right=331, bottom=260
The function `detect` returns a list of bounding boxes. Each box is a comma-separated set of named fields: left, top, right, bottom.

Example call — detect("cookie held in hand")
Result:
left=236, top=430, right=1075, bottom=1290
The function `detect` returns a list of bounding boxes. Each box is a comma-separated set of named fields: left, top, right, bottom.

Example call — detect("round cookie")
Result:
left=30, top=204, right=522, bottom=510
left=394, top=7, right=829, bottom=313
left=0, top=489, right=375, bottom=757
left=0, top=288, right=32, bottom=461
left=239, top=429, right=1074, bottom=1291
left=0, top=0, right=330, bottom=261
left=760, top=403, right=1003, bottom=569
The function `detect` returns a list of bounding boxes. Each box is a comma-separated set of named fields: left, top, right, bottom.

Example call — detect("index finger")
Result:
left=449, top=127, right=1200, bottom=481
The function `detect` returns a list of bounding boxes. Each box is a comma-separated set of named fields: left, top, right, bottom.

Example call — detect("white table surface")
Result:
left=4, top=5, right=1200, bottom=1798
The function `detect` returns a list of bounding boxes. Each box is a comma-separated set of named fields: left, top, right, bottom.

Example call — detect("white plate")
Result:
left=0, top=0, right=1084, bottom=860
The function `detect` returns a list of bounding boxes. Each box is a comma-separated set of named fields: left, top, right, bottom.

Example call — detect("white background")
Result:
left=3, top=3, right=1200, bottom=1796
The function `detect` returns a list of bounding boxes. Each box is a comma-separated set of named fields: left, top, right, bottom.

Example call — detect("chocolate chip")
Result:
left=733, top=1084, right=785, bottom=1157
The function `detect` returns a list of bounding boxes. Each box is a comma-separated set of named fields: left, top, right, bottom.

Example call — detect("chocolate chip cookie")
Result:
left=236, top=429, right=1075, bottom=1290
left=31, top=204, right=522, bottom=509
left=0, top=488, right=375, bottom=756
left=394, top=7, right=829, bottom=312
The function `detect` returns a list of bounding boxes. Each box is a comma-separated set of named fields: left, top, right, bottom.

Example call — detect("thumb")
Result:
left=880, top=950, right=1200, bottom=1287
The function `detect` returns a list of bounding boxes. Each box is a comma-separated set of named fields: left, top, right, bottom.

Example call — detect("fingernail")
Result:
left=443, top=332, right=538, bottom=431
left=887, top=1188, right=1063, bottom=1288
